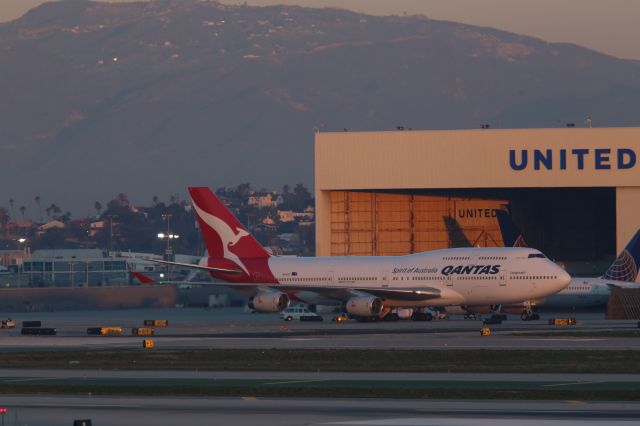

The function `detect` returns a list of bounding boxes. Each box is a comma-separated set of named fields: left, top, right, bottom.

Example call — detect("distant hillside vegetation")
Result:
left=1, top=0, right=639, bottom=211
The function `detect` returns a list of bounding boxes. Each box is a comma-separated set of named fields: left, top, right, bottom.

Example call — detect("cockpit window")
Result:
left=528, top=253, right=546, bottom=259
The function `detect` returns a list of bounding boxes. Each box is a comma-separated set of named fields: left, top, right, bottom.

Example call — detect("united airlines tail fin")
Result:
left=496, top=209, right=528, bottom=248
left=602, top=230, right=640, bottom=282
left=188, top=187, right=270, bottom=261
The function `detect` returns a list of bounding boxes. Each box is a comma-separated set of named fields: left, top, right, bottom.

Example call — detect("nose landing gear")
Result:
left=520, top=301, right=540, bottom=321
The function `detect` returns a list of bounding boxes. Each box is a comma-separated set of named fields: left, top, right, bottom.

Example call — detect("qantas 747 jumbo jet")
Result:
left=154, top=187, right=571, bottom=319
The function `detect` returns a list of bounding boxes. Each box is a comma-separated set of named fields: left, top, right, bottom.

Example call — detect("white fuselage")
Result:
left=265, top=247, right=570, bottom=308
left=534, top=277, right=640, bottom=311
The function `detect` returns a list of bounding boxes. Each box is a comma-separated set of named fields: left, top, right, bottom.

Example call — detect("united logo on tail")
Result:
left=602, top=230, right=640, bottom=282
left=495, top=209, right=528, bottom=248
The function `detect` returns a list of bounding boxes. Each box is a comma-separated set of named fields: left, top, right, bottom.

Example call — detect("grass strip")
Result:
left=1, top=383, right=639, bottom=401
left=1, top=349, right=640, bottom=373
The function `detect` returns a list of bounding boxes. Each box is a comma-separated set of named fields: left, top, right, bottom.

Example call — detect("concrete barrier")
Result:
left=0, top=285, right=176, bottom=312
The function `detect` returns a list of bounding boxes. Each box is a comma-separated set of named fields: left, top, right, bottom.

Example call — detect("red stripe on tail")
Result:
left=132, top=271, right=156, bottom=284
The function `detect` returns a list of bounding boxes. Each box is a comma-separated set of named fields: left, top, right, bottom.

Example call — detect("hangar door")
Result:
left=330, top=191, right=509, bottom=256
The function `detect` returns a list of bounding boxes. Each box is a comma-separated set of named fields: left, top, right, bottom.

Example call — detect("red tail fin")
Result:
left=189, top=187, right=270, bottom=262
left=132, top=271, right=156, bottom=284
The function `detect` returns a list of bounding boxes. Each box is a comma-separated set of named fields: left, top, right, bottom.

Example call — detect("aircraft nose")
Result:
left=557, top=268, right=571, bottom=289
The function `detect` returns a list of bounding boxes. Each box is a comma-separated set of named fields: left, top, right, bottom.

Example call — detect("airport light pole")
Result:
left=17, top=238, right=27, bottom=288
left=69, top=262, right=76, bottom=288
left=162, top=213, right=172, bottom=259
left=158, top=214, right=179, bottom=277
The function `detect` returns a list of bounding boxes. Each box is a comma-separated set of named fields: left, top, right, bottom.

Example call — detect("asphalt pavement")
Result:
left=0, top=307, right=639, bottom=350
left=1, top=395, right=640, bottom=426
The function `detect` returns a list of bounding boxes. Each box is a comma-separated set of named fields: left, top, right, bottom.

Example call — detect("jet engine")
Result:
left=346, top=296, right=383, bottom=317
left=249, top=292, right=290, bottom=313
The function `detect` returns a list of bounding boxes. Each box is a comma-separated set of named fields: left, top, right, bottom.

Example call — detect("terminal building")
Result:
left=315, top=127, right=640, bottom=277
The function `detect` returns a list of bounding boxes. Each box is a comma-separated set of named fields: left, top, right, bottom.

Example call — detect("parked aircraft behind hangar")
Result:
left=152, top=187, right=570, bottom=320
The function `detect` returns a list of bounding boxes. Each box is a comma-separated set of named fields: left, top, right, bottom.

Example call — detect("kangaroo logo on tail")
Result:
left=192, top=201, right=251, bottom=275
left=189, top=187, right=271, bottom=278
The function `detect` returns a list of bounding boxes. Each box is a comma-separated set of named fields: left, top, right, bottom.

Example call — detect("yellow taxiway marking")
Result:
left=241, top=396, right=257, bottom=401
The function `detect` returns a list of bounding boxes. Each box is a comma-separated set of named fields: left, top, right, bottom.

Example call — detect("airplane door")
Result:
left=445, top=275, right=453, bottom=287
left=328, top=271, right=335, bottom=285
left=499, top=271, right=507, bottom=287
left=382, top=270, right=389, bottom=287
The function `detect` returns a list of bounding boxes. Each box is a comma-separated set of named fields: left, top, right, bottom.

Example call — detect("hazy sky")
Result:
left=1, top=0, right=638, bottom=60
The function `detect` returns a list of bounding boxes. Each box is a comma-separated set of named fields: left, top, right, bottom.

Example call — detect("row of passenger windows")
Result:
left=456, top=276, right=499, bottom=280
left=393, top=276, right=440, bottom=281
left=279, top=277, right=379, bottom=282
left=478, top=256, right=507, bottom=260
left=442, top=256, right=471, bottom=260
left=569, top=285, right=589, bottom=291
left=337, top=277, right=377, bottom=281
left=513, top=275, right=557, bottom=280
left=280, top=277, right=330, bottom=282
left=279, top=275, right=558, bottom=282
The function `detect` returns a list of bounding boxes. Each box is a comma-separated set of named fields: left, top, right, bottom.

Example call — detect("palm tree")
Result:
left=116, top=193, right=129, bottom=207
left=52, top=204, right=61, bottom=219
left=94, top=201, right=103, bottom=218
left=35, top=195, right=42, bottom=223
left=0, top=207, right=9, bottom=237
left=19, top=206, right=26, bottom=224
left=8, top=199, right=15, bottom=220
left=152, top=195, right=159, bottom=206
left=46, top=203, right=61, bottom=220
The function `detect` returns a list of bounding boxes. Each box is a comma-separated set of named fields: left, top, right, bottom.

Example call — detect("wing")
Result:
left=162, top=282, right=439, bottom=301
left=277, top=285, right=441, bottom=302
left=143, top=259, right=440, bottom=301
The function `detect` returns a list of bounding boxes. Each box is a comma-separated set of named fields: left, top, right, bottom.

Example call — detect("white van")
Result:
left=279, top=305, right=322, bottom=321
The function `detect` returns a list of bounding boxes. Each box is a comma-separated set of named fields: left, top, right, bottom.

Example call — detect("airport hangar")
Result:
left=315, top=127, right=640, bottom=276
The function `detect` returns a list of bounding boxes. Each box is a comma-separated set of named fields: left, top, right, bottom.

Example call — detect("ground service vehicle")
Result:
left=132, top=327, right=154, bottom=336
left=21, top=327, right=56, bottom=335
left=87, top=327, right=122, bottom=335
left=549, top=317, right=577, bottom=326
left=280, top=306, right=322, bottom=321
left=0, top=319, right=15, bottom=329
left=332, top=313, right=349, bottom=323
left=144, top=319, right=168, bottom=327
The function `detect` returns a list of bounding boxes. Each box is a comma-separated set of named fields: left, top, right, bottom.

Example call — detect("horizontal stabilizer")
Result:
left=147, top=258, right=243, bottom=275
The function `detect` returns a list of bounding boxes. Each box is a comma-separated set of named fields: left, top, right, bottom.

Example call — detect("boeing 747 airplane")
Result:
left=152, top=187, right=570, bottom=320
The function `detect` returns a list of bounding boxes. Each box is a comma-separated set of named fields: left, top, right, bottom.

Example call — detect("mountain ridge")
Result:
left=1, top=0, right=639, bottom=213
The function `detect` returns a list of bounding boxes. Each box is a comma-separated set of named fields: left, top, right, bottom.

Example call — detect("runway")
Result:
left=0, top=307, right=639, bottom=350
left=1, top=395, right=640, bottom=426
